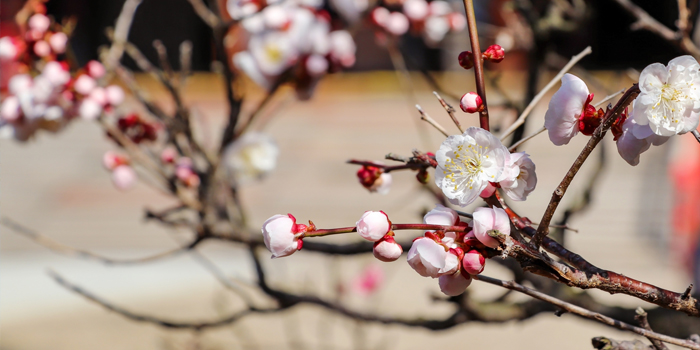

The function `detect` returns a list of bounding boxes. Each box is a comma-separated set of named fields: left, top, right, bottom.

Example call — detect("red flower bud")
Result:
left=460, top=92, right=483, bottom=113
left=482, top=44, right=505, bottom=63
left=458, top=51, right=474, bottom=70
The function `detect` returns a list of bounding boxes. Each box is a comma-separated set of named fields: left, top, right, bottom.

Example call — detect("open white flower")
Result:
left=407, top=237, right=458, bottom=278
left=223, top=132, right=279, bottom=184
left=616, top=117, right=670, bottom=166
left=499, top=152, right=537, bottom=201
left=632, top=55, right=700, bottom=136
left=544, top=74, right=590, bottom=146
left=472, top=207, right=510, bottom=248
left=435, top=127, right=508, bottom=207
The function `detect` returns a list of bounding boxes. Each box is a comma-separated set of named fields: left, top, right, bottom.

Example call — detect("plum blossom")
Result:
left=356, top=164, right=392, bottom=194
left=438, top=272, right=471, bottom=296
left=407, top=236, right=459, bottom=278
left=112, top=165, right=137, bottom=190
left=632, top=55, right=700, bottom=136
left=499, top=152, right=537, bottom=201
left=616, top=117, right=670, bottom=166
left=423, top=204, right=459, bottom=227
left=223, top=132, right=279, bottom=184
left=352, top=264, right=384, bottom=295
left=435, top=127, right=509, bottom=207
left=261, top=214, right=307, bottom=258
left=373, top=234, right=403, bottom=262
left=472, top=207, right=510, bottom=248
left=544, top=74, right=592, bottom=146
left=460, top=92, right=482, bottom=113
left=356, top=211, right=391, bottom=242
left=461, top=249, right=485, bottom=275
left=330, top=0, right=368, bottom=23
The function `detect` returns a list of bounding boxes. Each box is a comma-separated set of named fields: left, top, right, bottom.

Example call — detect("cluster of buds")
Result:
left=116, top=113, right=158, bottom=143
left=370, top=0, right=465, bottom=45
left=356, top=164, right=392, bottom=195
left=262, top=213, right=315, bottom=258
left=175, top=157, right=200, bottom=188
left=355, top=211, right=404, bottom=261
left=457, top=44, right=505, bottom=70
left=72, top=61, right=125, bottom=120
left=232, top=4, right=356, bottom=99
left=103, top=151, right=137, bottom=190
left=0, top=12, right=68, bottom=64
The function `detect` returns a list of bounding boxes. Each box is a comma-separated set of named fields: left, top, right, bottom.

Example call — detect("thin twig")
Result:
left=509, top=126, right=546, bottom=151
left=635, top=308, right=669, bottom=350
left=415, top=105, right=449, bottom=137
left=462, top=0, right=490, bottom=130
left=2, top=217, right=197, bottom=265
left=433, top=91, right=463, bottom=133
left=473, top=275, right=700, bottom=350
left=691, top=130, right=700, bottom=144
left=186, top=0, right=221, bottom=28
left=500, top=46, right=592, bottom=141
left=532, top=84, right=640, bottom=247
left=105, top=0, right=142, bottom=70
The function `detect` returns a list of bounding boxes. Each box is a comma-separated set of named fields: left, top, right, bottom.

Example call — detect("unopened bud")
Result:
left=482, top=44, right=505, bottom=63
left=460, top=92, right=483, bottom=113
left=416, top=169, right=429, bottom=184
left=457, top=51, right=474, bottom=69
left=373, top=234, right=403, bottom=262
left=462, top=249, right=485, bottom=275
left=578, top=94, right=601, bottom=136
left=356, top=211, right=391, bottom=242
left=438, top=272, right=471, bottom=296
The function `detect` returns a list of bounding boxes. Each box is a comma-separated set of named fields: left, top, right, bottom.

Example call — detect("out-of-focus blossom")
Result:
left=1, top=96, right=21, bottom=122
left=223, top=132, right=278, bottom=184
left=160, top=146, right=178, bottom=164
left=435, top=127, right=509, bottom=207
left=112, top=165, right=137, bottom=190
left=103, top=151, right=129, bottom=170
left=438, top=271, right=471, bottom=296
left=74, top=75, right=97, bottom=95
left=227, top=0, right=260, bottom=20
left=352, top=264, right=384, bottom=295
left=544, top=74, right=591, bottom=146
left=29, top=14, right=50, bottom=33
left=0, top=37, right=23, bottom=61
left=78, top=98, right=102, bottom=120
left=632, top=55, right=700, bottom=136
left=105, top=85, right=125, bottom=106
left=403, top=0, right=429, bottom=21
left=330, top=0, right=368, bottom=23
left=499, top=152, right=537, bottom=201
left=86, top=60, right=106, bottom=79
left=472, top=207, right=510, bottom=248
left=49, top=32, right=68, bottom=54
left=385, top=12, right=409, bottom=36
left=356, top=211, right=391, bottom=242
left=33, top=41, right=51, bottom=57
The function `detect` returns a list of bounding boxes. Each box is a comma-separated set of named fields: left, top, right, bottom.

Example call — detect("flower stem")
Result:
left=462, top=0, right=489, bottom=131
left=302, top=224, right=470, bottom=238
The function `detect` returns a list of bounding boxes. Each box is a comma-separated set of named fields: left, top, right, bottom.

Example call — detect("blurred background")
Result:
left=2, top=0, right=700, bottom=349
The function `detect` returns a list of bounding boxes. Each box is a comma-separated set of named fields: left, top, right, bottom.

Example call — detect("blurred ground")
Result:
left=0, top=71, right=692, bottom=350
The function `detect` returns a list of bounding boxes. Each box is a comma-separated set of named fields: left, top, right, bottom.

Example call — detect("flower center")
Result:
left=652, top=83, right=688, bottom=125
left=265, top=44, right=283, bottom=63
left=443, top=143, right=493, bottom=191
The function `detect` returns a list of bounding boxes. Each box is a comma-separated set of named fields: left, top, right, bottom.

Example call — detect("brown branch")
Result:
left=473, top=275, right=700, bottom=350
left=691, top=130, right=700, bottom=144
left=592, top=337, right=654, bottom=350
left=415, top=105, right=450, bottom=137
left=433, top=91, right=463, bottom=133
left=462, top=0, right=490, bottom=130
left=2, top=217, right=200, bottom=265
left=533, top=84, right=640, bottom=247
left=105, top=0, right=142, bottom=71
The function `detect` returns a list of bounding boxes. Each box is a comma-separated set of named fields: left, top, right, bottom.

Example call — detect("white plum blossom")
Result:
left=438, top=272, right=471, bottom=296
left=499, top=152, right=537, bottom=201
left=112, top=165, right=137, bottom=190
left=356, top=211, right=391, bottom=241
left=262, top=214, right=303, bottom=258
left=435, top=127, right=509, bottom=207
left=385, top=12, right=409, bottom=36
left=403, top=0, right=429, bottom=21
left=49, top=32, right=68, bottom=53
left=407, top=237, right=449, bottom=278
left=223, top=132, right=279, bottom=184
left=616, top=117, right=670, bottom=166
left=632, top=55, right=700, bottom=136
left=472, top=207, right=510, bottom=248
left=544, top=74, right=590, bottom=146
left=423, top=204, right=459, bottom=228
left=330, top=0, right=368, bottom=23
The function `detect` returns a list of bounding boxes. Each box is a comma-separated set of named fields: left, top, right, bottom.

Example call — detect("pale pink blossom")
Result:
left=543, top=74, right=589, bottom=146
left=407, top=237, right=458, bottom=278
left=438, top=272, right=471, bottom=296
left=33, top=41, right=51, bottom=57
left=44, top=106, right=63, bottom=121
left=356, top=211, right=391, bottom=242
left=472, top=207, right=510, bottom=248
left=74, top=75, right=97, bottom=95
left=112, top=165, right=137, bottom=190
left=499, top=152, right=537, bottom=201
left=305, top=54, right=329, bottom=76
left=78, top=98, right=102, bottom=120
left=435, top=127, right=509, bottom=207
left=262, top=6, right=291, bottom=29
left=385, top=12, right=409, bottom=36
left=105, top=85, right=125, bottom=106
left=49, top=32, right=68, bottom=53
left=429, top=1, right=451, bottom=16
left=352, top=265, right=384, bottom=295
left=42, top=61, right=70, bottom=86
left=0, top=37, right=19, bottom=61
left=227, top=0, right=260, bottom=20
left=329, top=30, right=356, bottom=68
left=447, top=13, right=466, bottom=31
left=374, top=173, right=392, bottom=195
left=28, top=14, right=51, bottom=33
left=329, top=0, right=368, bottom=23
left=1, top=96, right=21, bottom=122
left=423, top=204, right=459, bottom=227
left=371, top=7, right=390, bottom=26
left=462, top=249, right=485, bottom=275
left=261, top=214, right=304, bottom=258
left=403, top=0, right=429, bottom=21
left=423, top=16, right=450, bottom=46
left=632, top=55, right=700, bottom=136
left=86, top=60, right=106, bottom=79
left=460, top=92, right=482, bottom=113
left=373, top=235, right=403, bottom=262
left=223, top=132, right=279, bottom=184
left=616, top=117, right=670, bottom=166
left=9, top=74, right=32, bottom=95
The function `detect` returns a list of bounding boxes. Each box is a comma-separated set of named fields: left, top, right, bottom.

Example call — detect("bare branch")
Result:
left=691, top=130, right=700, bottom=144
left=635, top=308, right=669, bottom=350
left=433, top=91, right=463, bottom=134
left=415, top=105, right=449, bottom=137
left=186, top=0, right=221, bottom=28
left=508, top=126, right=546, bottom=151
left=105, top=0, right=142, bottom=70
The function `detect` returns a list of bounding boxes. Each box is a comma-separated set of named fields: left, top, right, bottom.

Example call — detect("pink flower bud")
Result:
left=438, top=272, right=471, bottom=296
left=385, top=12, right=409, bottom=36
left=356, top=211, right=391, bottom=241
left=373, top=235, right=403, bottom=262
left=74, top=75, right=97, bottom=95
left=1, top=96, right=21, bottom=122
left=457, top=51, right=473, bottom=69
left=28, top=14, right=51, bottom=33
left=49, top=32, right=68, bottom=54
left=160, top=146, right=178, bottom=164
left=403, top=0, right=429, bottom=21
left=112, top=165, right=137, bottom=190
left=462, top=249, right=485, bottom=275
left=78, top=98, right=103, bottom=120
left=460, top=92, right=483, bottom=113
left=105, top=85, right=125, bottom=106
left=371, top=7, right=390, bottom=26
left=262, top=214, right=304, bottom=258
left=472, top=207, right=510, bottom=248
left=423, top=204, right=458, bottom=228
left=33, top=41, right=51, bottom=57
left=86, top=60, right=106, bottom=79
left=103, top=151, right=129, bottom=170
left=482, top=44, right=505, bottom=63
left=305, top=54, right=329, bottom=77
